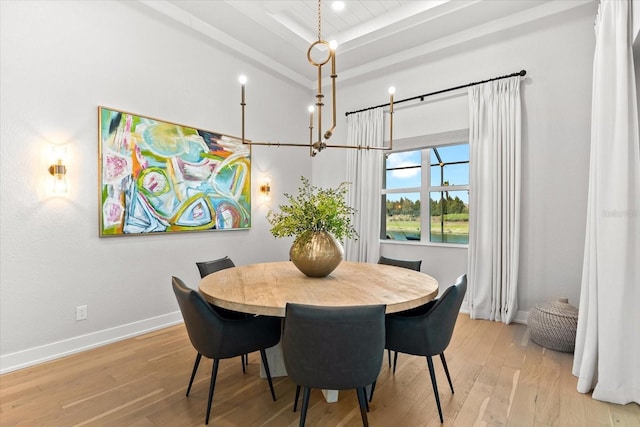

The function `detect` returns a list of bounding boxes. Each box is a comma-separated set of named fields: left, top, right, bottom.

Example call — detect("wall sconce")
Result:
left=48, top=149, right=68, bottom=194
left=259, top=177, right=271, bottom=203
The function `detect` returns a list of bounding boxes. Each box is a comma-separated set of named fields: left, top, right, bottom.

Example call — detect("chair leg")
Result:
left=440, top=353, right=454, bottom=393
left=259, top=349, right=277, bottom=401
left=186, top=353, right=202, bottom=396
left=387, top=349, right=391, bottom=367
left=241, top=355, right=246, bottom=373
left=299, top=387, right=311, bottom=427
left=426, top=356, right=443, bottom=423
left=293, top=385, right=301, bottom=412
left=356, top=387, right=370, bottom=427
left=368, top=380, right=376, bottom=403
left=205, top=359, right=220, bottom=425
left=392, top=351, right=399, bottom=374
left=362, top=387, right=369, bottom=412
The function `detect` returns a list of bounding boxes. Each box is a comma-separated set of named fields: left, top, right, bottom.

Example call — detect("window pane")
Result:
left=384, top=192, right=421, bottom=241
left=385, top=151, right=421, bottom=189
left=430, top=162, right=469, bottom=186
left=430, top=145, right=469, bottom=186
left=429, top=190, right=469, bottom=244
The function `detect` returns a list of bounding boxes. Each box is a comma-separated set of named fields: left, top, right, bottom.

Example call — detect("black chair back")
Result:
left=173, top=276, right=280, bottom=359
left=283, top=303, right=386, bottom=390
left=172, top=276, right=280, bottom=424
left=386, top=274, right=467, bottom=357
left=377, top=255, right=422, bottom=368
left=422, top=274, right=467, bottom=354
left=196, top=256, right=235, bottom=278
left=378, top=255, right=422, bottom=271
left=172, top=276, right=226, bottom=359
left=384, top=274, right=466, bottom=423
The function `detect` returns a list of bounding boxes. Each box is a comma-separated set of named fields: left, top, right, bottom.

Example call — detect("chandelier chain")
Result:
left=317, top=0, right=321, bottom=41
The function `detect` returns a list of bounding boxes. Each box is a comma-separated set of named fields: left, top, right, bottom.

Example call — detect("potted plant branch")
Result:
left=267, top=176, right=357, bottom=277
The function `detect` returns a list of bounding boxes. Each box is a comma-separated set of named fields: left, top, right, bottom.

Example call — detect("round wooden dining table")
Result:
left=199, top=260, right=439, bottom=402
left=199, top=260, right=439, bottom=317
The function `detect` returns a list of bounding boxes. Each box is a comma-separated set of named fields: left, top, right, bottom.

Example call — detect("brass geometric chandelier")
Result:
left=239, top=0, right=394, bottom=157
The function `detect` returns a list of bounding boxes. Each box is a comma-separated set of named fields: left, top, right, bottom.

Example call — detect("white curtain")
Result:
left=344, top=108, right=384, bottom=263
left=467, top=76, right=521, bottom=324
left=572, top=0, right=640, bottom=405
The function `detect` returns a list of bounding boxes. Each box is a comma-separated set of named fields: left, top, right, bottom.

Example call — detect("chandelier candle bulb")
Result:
left=239, top=75, right=247, bottom=145
left=388, top=87, right=395, bottom=148
left=388, top=87, right=395, bottom=113
left=239, top=75, right=247, bottom=104
left=308, top=106, right=314, bottom=154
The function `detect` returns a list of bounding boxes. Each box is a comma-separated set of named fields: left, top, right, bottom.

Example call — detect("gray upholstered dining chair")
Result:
left=377, top=255, right=423, bottom=367
left=172, top=276, right=281, bottom=425
left=384, top=274, right=467, bottom=423
left=196, top=256, right=250, bottom=372
left=282, top=303, right=386, bottom=427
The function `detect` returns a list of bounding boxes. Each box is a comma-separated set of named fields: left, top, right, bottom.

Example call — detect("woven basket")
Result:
left=527, top=298, right=578, bottom=353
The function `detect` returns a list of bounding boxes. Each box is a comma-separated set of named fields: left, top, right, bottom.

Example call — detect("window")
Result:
left=382, top=143, right=469, bottom=244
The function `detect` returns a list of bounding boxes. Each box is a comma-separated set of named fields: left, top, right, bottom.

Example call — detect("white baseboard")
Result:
left=460, top=302, right=529, bottom=325
left=0, top=311, right=183, bottom=375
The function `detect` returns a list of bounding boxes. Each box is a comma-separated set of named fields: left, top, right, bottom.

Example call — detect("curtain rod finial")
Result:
left=519, top=70, right=526, bottom=76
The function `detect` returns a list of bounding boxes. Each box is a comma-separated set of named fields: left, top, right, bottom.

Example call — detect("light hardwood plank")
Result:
left=533, top=348, right=561, bottom=425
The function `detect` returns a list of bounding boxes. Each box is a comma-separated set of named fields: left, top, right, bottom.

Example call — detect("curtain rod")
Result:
left=345, top=69, right=526, bottom=116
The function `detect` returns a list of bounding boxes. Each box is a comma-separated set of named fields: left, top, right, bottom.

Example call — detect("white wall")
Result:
left=314, top=3, right=597, bottom=317
left=0, top=0, right=310, bottom=372
left=634, top=0, right=640, bottom=45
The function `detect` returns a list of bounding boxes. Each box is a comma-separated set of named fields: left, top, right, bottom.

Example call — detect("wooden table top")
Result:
left=199, top=261, right=439, bottom=317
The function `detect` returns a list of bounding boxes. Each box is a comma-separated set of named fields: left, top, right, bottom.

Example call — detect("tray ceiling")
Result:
left=141, top=0, right=594, bottom=88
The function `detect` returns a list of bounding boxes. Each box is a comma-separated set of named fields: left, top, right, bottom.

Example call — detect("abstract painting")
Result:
left=98, top=107, right=251, bottom=236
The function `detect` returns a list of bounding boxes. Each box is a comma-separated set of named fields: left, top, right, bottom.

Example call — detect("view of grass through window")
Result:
left=428, top=190, right=469, bottom=244
left=383, top=144, right=469, bottom=244
left=385, top=193, right=421, bottom=240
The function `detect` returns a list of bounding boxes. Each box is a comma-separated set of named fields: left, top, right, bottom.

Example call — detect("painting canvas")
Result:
left=98, top=107, right=251, bottom=236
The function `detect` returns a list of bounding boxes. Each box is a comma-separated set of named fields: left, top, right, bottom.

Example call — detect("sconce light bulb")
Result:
left=388, top=86, right=396, bottom=95
left=53, top=175, right=68, bottom=194
left=48, top=159, right=68, bottom=195
left=260, top=177, right=272, bottom=204
left=238, top=75, right=247, bottom=85
left=329, top=40, right=338, bottom=51
left=308, top=105, right=315, bottom=113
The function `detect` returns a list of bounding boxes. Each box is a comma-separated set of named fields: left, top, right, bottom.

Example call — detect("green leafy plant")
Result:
left=267, top=176, right=358, bottom=241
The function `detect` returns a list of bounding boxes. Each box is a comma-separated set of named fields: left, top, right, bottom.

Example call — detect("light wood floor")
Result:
left=1, top=315, right=639, bottom=426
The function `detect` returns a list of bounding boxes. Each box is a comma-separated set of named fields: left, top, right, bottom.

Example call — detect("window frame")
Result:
left=381, top=132, right=469, bottom=247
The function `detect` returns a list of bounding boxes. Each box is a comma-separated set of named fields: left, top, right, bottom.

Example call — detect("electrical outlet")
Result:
left=76, top=305, right=87, bottom=321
